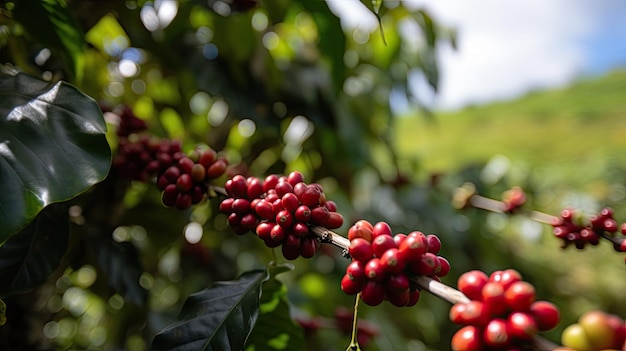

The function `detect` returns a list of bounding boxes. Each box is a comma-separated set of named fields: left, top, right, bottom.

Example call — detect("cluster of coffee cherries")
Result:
left=113, top=134, right=183, bottom=182
left=341, top=220, right=450, bottom=307
left=156, top=148, right=228, bottom=210
left=219, top=171, right=343, bottom=260
left=450, top=269, right=560, bottom=350
left=551, top=208, right=626, bottom=252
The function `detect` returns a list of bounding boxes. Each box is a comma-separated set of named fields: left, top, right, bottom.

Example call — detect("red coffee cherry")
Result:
left=507, top=312, right=538, bottom=339
left=341, top=274, right=362, bottom=295
left=380, top=248, right=405, bottom=274
left=529, top=301, right=560, bottom=331
left=504, top=281, right=536, bottom=311
left=457, top=270, right=489, bottom=301
left=361, top=281, right=385, bottom=306
left=372, top=221, right=393, bottom=238
left=451, top=326, right=483, bottom=351
left=371, top=235, right=396, bottom=258
left=349, top=238, right=373, bottom=263
left=483, top=318, right=511, bottom=348
left=364, top=258, right=387, bottom=282
left=348, top=220, right=374, bottom=242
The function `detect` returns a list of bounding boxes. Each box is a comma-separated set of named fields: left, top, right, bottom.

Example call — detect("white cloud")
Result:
left=411, top=0, right=603, bottom=109
left=328, top=0, right=623, bottom=110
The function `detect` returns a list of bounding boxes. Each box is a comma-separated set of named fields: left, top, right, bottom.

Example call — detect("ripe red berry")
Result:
left=270, top=224, right=286, bottom=243
left=176, top=173, right=193, bottom=192
left=346, top=260, right=366, bottom=282
left=292, top=222, right=309, bottom=237
left=450, top=303, right=468, bottom=325
left=457, top=270, right=489, bottom=301
left=232, top=198, right=251, bottom=214
left=263, top=174, right=279, bottom=193
left=408, top=252, right=438, bottom=276
left=406, top=288, right=420, bottom=307
left=198, top=148, right=216, bottom=167
left=372, top=235, right=397, bottom=258
left=178, top=157, right=195, bottom=174
left=276, top=209, right=294, bottom=229
left=341, top=274, right=362, bottom=295
left=175, top=193, right=192, bottom=210
left=162, top=184, right=178, bottom=207
left=387, top=289, right=410, bottom=307
left=324, top=212, right=344, bottom=229
left=255, top=222, right=273, bottom=241
left=397, top=231, right=428, bottom=263
left=386, top=273, right=410, bottom=292
left=425, top=234, right=441, bottom=254
left=310, top=206, right=330, bottom=225
left=504, top=281, right=536, bottom=311
left=254, top=199, right=275, bottom=220
left=437, top=256, right=451, bottom=277
left=461, top=301, right=490, bottom=326
left=287, top=171, right=304, bottom=186
left=284, top=233, right=301, bottom=248
left=529, top=301, right=560, bottom=331
left=507, top=312, right=538, bottom=339
left=324, top=200, right=337, bottom=212
left=246, top=177, right=264, bottom=199
left=372, top=222, right=393, bottom=238
left=451, top=326, right=483, bottom=351
left=481, top=282, right=508, bottom=315
left=275, top=181, right=294, bottom=197
left=281, top=192, right=300, bottom=213
left=348, top=220, right=374, bottom=243
left=299, top=185, right=322, bottom=207
left=483, top=318, right=511, bottom=347
left=495, top=269, right=522, bottom=290
left=281, top=244, right=300, bottom=260
left=393, top=233, right=407, bottom=247
left=365, top=258, right=387, bottom=282
left=361, top=281, right=385, bottom=306
left=300, top=238, right=317, bottom=258
left=226, top=175, right=248, bottom=198
left=294, top=205, right=311, bottom=222
left=206, top=158, right=227, bottom=178
left=240, top=213, right=258, bottom=230
left=380, top=248, right=405, bottom=274
left=349, top=238, right=373, bottom=263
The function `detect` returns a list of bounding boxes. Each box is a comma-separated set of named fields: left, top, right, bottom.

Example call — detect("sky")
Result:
left=328, top=0, right=626, bottom=111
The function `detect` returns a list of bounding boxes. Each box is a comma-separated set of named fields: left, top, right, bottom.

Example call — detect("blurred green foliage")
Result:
left=0, top=0, right=625, bottom=350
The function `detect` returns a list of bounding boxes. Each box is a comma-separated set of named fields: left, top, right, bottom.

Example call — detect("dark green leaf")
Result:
left=359, top=0, right=387, bottom=45
left=0, top=204, right=69, bottom=297
left=151, top=269, right=270, bottom=351
left=246, top=264, right=304, bottom=351
left=296, top=0, right=346, bottom=92
left=13, top=0, right=86, bottom=81
left=0, top=73, right=111, bottom=241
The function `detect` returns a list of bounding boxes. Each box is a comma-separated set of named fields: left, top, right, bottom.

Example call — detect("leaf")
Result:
left=296, top=0, right=346, bottom=93
left=245, top=264, right=304, bottom=351
left=13, top=0, right=86, bottom=81
left=0, top=73, right=111, bottom=241
left=0, top=204, right=69, bottom=297
left=359, top=0, right=387, bottom=45
left=151, top=269, right=270, bottom=351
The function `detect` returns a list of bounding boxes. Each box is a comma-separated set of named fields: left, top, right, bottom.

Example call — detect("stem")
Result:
left=345, top=293, right=362, bottom=351
left=469, top=194, right=626, bottom=247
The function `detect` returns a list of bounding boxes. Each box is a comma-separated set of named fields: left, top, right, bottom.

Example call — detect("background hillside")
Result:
left=396, top=69, right=626, bottom=192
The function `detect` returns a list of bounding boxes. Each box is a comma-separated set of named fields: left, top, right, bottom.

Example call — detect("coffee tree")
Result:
left=1, top=1, right=624, bottom=350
